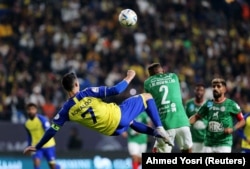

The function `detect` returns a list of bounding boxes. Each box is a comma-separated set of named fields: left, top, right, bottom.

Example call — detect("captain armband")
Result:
left=51, top=124, right=61, bottom=131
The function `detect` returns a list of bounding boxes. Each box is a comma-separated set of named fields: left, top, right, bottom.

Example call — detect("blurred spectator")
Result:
left=50, top=47, right=67, bottom=74
left=0, top=0, right=14, bottom=16
left=28, top=85, right=45, bottom=113
left=0, top=22, right=13, bottom=38
left=0, top=89, right=8, bottom=121
left=105, top=65, right=122, bottom=86
left=42, top=97, right=56, bottom=119
left=4, top=88, right=26, bottom=123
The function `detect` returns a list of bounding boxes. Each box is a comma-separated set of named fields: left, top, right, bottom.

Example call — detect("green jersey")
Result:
left=144, top=73, right=190, bottom=129
left=127, top=112, right=149, bottom=144
left=185, top=98, right=207, bottom=143
left=198, top=98, right=241, bottom=147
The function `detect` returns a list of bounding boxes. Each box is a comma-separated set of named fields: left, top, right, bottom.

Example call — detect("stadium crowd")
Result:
left=0, top=0, right=249, bottom=130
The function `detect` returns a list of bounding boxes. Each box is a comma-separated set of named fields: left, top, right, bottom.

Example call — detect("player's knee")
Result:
left=141, top=93, right=153, bottom=100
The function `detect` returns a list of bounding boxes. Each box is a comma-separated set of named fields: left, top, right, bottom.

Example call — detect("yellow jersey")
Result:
left=25, top=114, right=55, bottom=148
left=241, top=114, right=250, bottom=149
left=53, top=86, right=122, bottom=136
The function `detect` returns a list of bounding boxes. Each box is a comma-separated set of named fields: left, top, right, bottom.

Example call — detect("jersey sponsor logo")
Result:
left=208, top=121, right=223, bottom=132
left=210, top=106, right=222, bottom=111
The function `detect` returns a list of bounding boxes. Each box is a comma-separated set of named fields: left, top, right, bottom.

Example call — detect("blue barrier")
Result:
left=0, top=155, right=132, bottom=169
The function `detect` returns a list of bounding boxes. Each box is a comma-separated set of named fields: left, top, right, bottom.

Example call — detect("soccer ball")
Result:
left=118, top=9, right=137, bottom=27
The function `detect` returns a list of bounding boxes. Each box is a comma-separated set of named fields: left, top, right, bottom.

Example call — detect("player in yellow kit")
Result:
left=24, top=103, right=60, bottom=169
left=237, top=113, right=250, bottom=153
left=23, top=70, right=171, bottom=155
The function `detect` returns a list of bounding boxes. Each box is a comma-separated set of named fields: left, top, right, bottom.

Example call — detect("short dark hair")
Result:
left=147, top=63, right=161, bottom=76
left=26, top=102, right=38, bottom=109
left=61, top=72, right=77, bottom=91
left=195, top=83, right=206, bottom=88
left=211, top=78, right=227, bottom=87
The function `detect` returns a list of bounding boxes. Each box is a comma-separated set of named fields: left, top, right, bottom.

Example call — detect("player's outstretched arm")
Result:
left=124, top=70, right=136, bottom=84
left=23, top=146, right=36, bottom=155
left=189, top=113, right=200, bottom=124
left=35, top=127, right=58, bottom=149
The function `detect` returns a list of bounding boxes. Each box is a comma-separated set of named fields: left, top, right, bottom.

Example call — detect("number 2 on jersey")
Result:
left=159, top=85, right=170, bottom=105
left=81, top=107, right=97, bottom=123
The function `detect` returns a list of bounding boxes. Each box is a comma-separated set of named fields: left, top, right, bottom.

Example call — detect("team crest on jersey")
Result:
left=207, top=101, right=213, bottom=108
left=189, top=104, right=195, bottom=111
left=54, top=114, right=60, bottom=120
left=91, top=87, right=99, bottom=93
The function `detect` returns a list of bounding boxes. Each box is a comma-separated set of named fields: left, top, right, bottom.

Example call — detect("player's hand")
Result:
left=127, top=70, right=136, bottom=78
left=23, top=146, right=36, bottom=155
left=121, top=132, right=128, bottom=138
left=224, top=128, right=233, bottom=134
left=124, top=70, right=136, bottom=83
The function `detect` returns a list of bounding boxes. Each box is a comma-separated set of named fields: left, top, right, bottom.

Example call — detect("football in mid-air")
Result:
left=118, top=9, right=137, bottom=27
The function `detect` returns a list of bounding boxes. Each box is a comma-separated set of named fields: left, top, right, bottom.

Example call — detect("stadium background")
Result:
left=0, top=0, right=250, bottom=168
